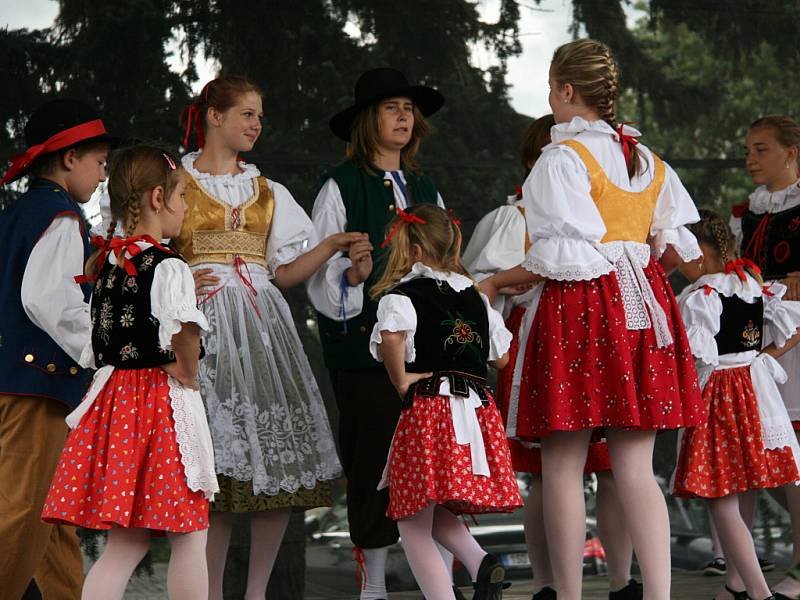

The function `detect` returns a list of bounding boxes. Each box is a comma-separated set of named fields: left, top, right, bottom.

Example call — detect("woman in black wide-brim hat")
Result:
left=306, top=68, right=461, bottom=600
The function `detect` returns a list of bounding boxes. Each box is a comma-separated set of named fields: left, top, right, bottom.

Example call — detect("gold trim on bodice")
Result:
left=560, top=139, right=665, bottom=244
left=175, top=175, right=276, bottom=266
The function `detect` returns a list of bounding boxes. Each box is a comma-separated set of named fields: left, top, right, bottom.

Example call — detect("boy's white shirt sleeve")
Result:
left=21, top=215, right=91, bottom=364
left=369, top=294, right=417, bottom=363
left=306, top=178, right=364, bottom=320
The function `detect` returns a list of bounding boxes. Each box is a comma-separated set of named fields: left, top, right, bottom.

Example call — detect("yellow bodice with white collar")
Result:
left=174, top=174, right=275, bottom=266
left=560, top=139, right=665, bottom=244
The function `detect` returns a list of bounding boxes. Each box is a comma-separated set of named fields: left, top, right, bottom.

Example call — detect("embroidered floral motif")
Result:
left=120, top=343, right=139, bottom=361
left=98, top=300, right=113, bottom=343
left=138, top=253, right=155, bottom=271
left=105, top=271, right=116, bottom=289
left=122, top=276, right=139, bottom=294
left=120, top=305, right=135, bottom=328
left=741, top=320, right=761, bottom=348
left=442, top=312, right=483, bottom=358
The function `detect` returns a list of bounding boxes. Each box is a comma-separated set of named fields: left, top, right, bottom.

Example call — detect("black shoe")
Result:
left=704, top=556, right=727, bottom=576
left=609, top=578, right=643, bottom=599
left=472, top=554, right=505, bottom=600
left=759, top=557, right=776, bottom=572
left=532, top=586, right=557, bottom=600
left=454, top=586, right=468, bottom=600
left=723, top=585, right=750, bottom=600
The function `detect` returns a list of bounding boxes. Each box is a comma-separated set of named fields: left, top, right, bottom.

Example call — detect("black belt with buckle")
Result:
left=401, top=370, right=490, bottom=408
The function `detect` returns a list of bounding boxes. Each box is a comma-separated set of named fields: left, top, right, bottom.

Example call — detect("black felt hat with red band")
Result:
left=1, top=98, right=114, bottom=185
left=329, top=68, right=444, bottom=142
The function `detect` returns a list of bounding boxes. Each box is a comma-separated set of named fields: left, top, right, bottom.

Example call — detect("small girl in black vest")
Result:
left=672, top=209, right=800, bottom=600
left=369, top=204, right=522, bottom=600
left=42, top=145, right=218, bottom=600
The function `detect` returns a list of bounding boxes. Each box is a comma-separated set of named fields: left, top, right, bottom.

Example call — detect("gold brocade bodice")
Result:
left=559, top=139, right=665, bottom=244
left=174, top=175, right=275, bottom=266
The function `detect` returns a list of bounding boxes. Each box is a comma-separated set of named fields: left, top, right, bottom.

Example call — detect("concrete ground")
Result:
left=124, top=566, right=788, bottom=599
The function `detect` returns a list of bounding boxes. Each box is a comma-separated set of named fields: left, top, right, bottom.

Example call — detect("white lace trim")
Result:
left=597, top=241, right=673, bottom=347
left=650, top=226, right=701, bottom=261
left=157, top=305, right=210, bottom=351
left=748, top=179, right=800, bottom=214
left=181, top=151, right=260, bottom=186
left=167, top=376, right=219, bottom=500
left=550, top=116, right=641, bottom=144
left=686, top=272, right=765, bottom=303
left=396, top=262, right=475, bottom=292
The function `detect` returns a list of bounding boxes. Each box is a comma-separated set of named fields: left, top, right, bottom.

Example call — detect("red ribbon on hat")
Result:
left=380, top=207, right=427, bottom=249
left=1, top=119, right=108, bottom=186
left=616, top=122, right=639, bottom=172
left=725, top=257, right=761, bottom=282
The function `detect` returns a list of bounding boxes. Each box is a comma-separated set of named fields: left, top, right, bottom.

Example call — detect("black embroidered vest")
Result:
left=714, top=294, right=764, bottom=355
left=741, top=204, right=800, bottom=279
left=392, top=278, right=489, bottom=379
left=92, top=246, right=182, bottom=369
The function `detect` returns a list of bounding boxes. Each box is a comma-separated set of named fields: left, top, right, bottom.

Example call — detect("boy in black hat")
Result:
left=307, top=68, right=454, bottom=599
left=0, top=98, right=112, bottom=599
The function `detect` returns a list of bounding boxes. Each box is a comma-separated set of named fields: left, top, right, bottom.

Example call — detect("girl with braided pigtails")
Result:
left=42, top=146, right=218, bottom=600
left=672, top=209, right=800, bottom=600
left=480, top=39, right=706, bottom=600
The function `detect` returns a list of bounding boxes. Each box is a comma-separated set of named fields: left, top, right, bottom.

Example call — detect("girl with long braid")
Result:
left=42, top=145, right=218, bottom=599
left=672, top=209, right=800, bottom=600
left=481, top=39, right=706, bottom=599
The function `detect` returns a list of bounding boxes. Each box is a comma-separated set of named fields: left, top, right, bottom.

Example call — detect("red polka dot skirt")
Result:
left=513, top=259, right=706, bottom=438
left=673, top=365, right=799, bottom=498
left=496, top=307, right=612, bottom=474
left=42, top=367, right=209, bottom=532
left=386, top=391, right=522, bottom=521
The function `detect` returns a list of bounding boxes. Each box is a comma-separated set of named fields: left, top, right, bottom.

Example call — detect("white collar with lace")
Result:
left=550, top=116, right=642, bottom=145
left=748, top=179, right=800, bottom=215
left=181, top=151, right=260, bottom=186
left=396, top=262, right=474, bottom=292
left=684, top=271, right=765, bottom=303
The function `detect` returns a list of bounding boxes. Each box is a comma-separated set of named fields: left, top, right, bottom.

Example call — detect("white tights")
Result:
left=541, top=428, right=670, bottom=600
left=206, top=507, right=291, bottom=600
left=81, top=527, right=208, bottom=600
left=398, top=504, right=486, bottom=600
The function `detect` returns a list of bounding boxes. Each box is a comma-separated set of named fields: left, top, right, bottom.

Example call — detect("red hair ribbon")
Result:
left=447, top=207, right=462, bottom=226
left=1, top=119, right=108, bottom=186
left=182, top=104, right=205, bottom=150
left=725, top=258, right=762, bottom=282
left=75, top=234, right=171, bottom=284
left=616, top=122, right=639, bottom=172
left=380, top=207, right=428, bottom=249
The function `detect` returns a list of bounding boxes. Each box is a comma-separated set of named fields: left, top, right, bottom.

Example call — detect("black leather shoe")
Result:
left=533, top=585, right=557, bottom=600
left=609, top=578, right=643, bottom=599
left=472, top=554, right=505, bottom=600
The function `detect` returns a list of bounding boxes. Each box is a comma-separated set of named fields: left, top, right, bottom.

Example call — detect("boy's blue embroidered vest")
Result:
left=0, top=179, right=92, bottom=408
left=315, top=161, right=438, bottom=370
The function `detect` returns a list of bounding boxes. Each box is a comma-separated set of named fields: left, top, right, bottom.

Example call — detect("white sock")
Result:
left=359, top=545, right=390, bottom=600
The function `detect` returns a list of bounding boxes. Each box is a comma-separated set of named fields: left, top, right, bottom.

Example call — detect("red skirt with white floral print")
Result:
left=386, top=391, right=522, bottom=521
left=673, top=365, right=799, bottom=498
left=42, top=367, right=209, bottom=532
left=496, top=306, right=611, bottom=473
left=513, top=259, right=705, bottom=438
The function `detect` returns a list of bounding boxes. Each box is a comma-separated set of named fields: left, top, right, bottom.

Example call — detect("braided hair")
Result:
left=687, top=209, right=763, bottom=284
left=550, top=39, right=644, bottom=179
left=83, top=145, right=183, bottom=280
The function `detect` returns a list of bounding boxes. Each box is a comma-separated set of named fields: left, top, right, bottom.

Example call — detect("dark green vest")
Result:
left=316, top=160, right=439, bottom=369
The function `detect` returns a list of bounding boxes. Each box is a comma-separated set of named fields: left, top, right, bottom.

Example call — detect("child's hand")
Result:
left=498, top=282, right=534, bottom=296
left=394, top=371, right=433, bottom=398
left=162, top=362, right=200, bottom=390
left=327, top=232, right=369, bottom=252
left=479, top=277, right=499, bottom=304
left=193, top=268, right=220, bottom=295
left=346, top=238, right=374, bottom=286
